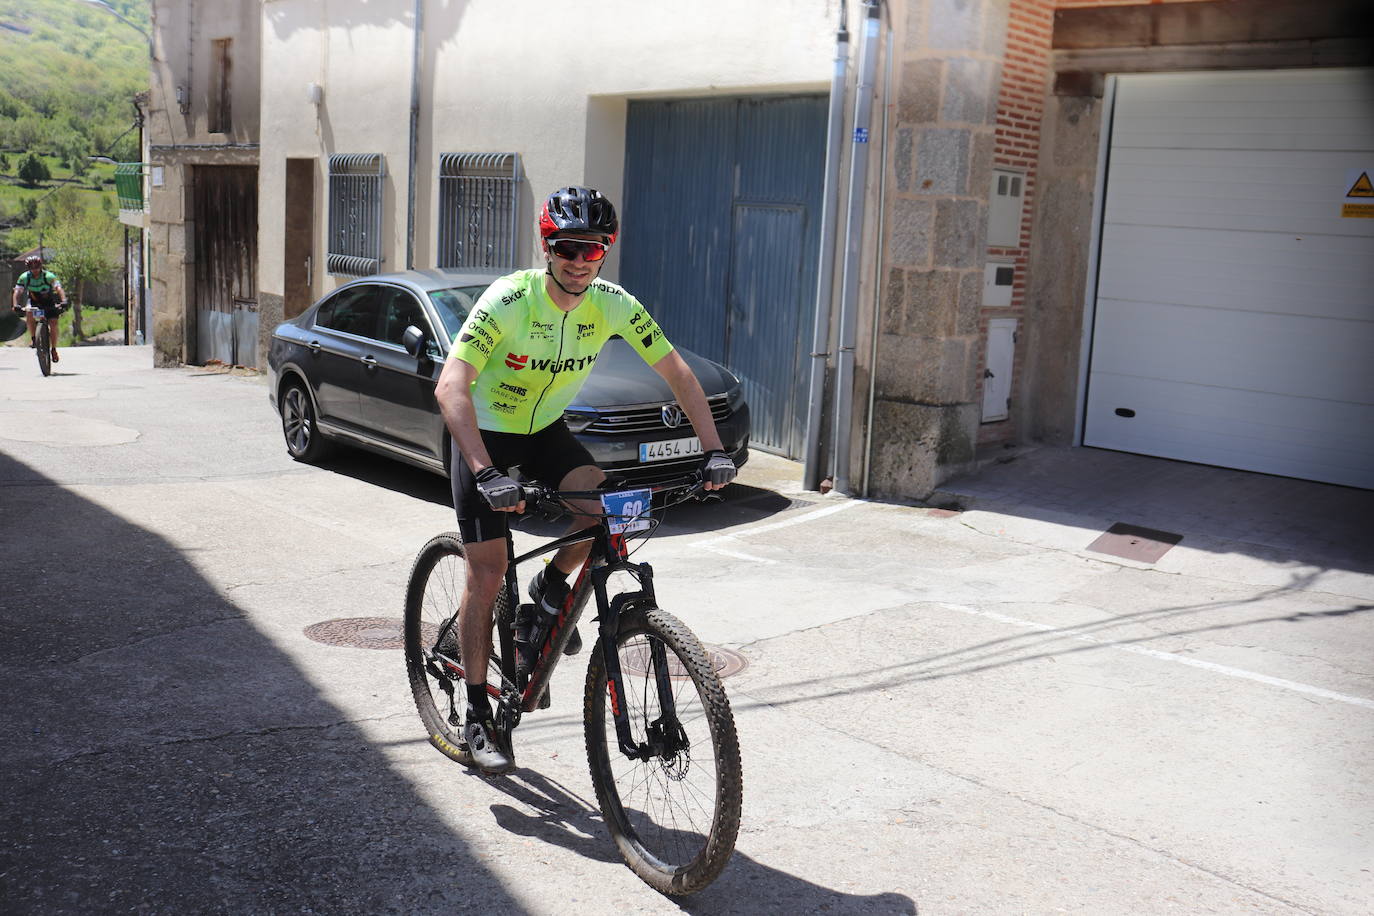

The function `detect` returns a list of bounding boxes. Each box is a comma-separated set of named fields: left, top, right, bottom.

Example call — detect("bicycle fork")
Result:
left=593, top=563, right=686, bottom=761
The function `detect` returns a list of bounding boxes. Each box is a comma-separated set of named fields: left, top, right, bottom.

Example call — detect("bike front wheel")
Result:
left=403, top=533, right=513, bottom=766
left=584, top=606, right=742, bottom=896
left=35, top=321, right=50, bottom=376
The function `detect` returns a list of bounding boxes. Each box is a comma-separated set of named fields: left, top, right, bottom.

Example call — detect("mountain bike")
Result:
left=403, top=473, right=742, bottom=896
left=21, top=301, right=64, bottom=377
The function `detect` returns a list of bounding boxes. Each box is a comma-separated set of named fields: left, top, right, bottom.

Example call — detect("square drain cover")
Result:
left=1087, top=523, right=1183, bottom=564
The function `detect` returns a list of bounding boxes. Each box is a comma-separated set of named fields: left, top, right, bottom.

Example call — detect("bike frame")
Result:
left=433, top=481, right=695, bottom=761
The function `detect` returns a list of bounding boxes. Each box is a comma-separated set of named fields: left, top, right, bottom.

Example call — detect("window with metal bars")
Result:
left=437, top=153, right=520, bottom=272
left=327, top=154, right=385, bottom=277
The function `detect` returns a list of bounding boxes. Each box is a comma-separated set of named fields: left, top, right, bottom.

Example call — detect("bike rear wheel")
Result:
left=584, top=606, right=742, bottom=895
left=35, top=321, right=50, bottom=376
left=403, top=533, right=513, bottom=766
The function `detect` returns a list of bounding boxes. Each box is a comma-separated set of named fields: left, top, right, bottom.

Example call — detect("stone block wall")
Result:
left=864, top=0, right=1010, bottom=500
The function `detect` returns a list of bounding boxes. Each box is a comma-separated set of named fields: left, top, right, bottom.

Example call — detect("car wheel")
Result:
left=281, top=381, right=331, bottom=463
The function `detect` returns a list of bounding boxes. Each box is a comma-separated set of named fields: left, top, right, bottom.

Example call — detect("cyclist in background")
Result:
left=12, top=255, right=66, bottom=363
left=434, top=185, right=738, bottom=773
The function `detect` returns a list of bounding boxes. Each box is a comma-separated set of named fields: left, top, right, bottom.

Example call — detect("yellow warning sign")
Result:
left=1347, top=172, right=1374, bottom=198
left=1342, top=203, right=1374, bottom=218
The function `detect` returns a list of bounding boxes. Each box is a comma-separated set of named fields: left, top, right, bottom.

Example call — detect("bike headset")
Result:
left=538, top=186, right=618, bottom=298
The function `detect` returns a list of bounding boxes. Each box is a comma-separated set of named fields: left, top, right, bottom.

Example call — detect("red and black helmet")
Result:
left=538, top=186, right=618, bottom=245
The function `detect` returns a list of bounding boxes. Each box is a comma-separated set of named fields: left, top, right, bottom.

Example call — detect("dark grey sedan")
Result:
left=266, top=270, right=750, bottom=485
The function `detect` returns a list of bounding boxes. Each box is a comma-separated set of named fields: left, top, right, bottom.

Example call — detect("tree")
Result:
left=47, top=207, right=120, bottom=340
left=18, top=153, right=51, bottom=187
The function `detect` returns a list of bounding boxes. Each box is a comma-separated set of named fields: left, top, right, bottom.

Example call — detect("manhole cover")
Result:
left=304, top=617, right=407, bottom=650
left=620, top=643, right=748, bottom=680
left=1087, top=522, right=1183, bottom=564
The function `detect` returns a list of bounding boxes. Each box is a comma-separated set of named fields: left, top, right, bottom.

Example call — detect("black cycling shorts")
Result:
left=449, top=419, right=597, bottom=544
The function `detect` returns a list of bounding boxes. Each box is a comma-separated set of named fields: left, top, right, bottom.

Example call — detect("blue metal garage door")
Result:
left=621, top=95, right=826, bottom=457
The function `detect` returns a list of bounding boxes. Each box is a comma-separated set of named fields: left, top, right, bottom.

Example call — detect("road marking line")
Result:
left=700, top=543, right=779, bottom=565
left=939, top=603, right=1374, bottom=711
left=697, top=498, right=861, bottom=549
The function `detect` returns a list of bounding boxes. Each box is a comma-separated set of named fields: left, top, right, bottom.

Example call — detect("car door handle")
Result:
left=361, top=355, right=379, bottom=370
left=308, top=340, right=322, bottom=355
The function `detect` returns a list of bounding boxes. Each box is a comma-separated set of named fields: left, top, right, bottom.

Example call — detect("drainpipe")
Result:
left=831, top=0, right=881, bottom=496
left=861, top=23, right=895, bottom=498
left=406, top=0, right=423, bottom=269
left=801, top=2, right=850, bottom=492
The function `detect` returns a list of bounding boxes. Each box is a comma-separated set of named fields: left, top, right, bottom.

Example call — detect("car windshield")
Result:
left=428, top=285, right=492, bottom=341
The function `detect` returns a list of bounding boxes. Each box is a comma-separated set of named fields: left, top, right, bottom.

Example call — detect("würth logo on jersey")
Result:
left=505, top=353, right=528, bottom=370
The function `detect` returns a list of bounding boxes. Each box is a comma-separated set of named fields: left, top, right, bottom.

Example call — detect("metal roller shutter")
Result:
left=1084, top=69, right=1374, bottom=488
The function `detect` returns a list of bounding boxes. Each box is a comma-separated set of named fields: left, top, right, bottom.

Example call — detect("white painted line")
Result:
left=939, top=603, right=1374, bottom=711
left=696, top=498, right=862, bottom=548
left=700, top=542, right=779, bottom=565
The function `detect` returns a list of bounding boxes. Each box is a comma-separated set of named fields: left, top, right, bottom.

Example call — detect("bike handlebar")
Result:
left=521, top=472, right=711, bottom=518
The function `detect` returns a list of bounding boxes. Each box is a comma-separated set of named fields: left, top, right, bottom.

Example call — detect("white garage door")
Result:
left=1084, top=69, right=1374, bottom=489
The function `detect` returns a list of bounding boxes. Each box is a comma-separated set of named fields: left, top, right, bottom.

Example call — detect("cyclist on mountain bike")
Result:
left=11, top=255, right=66, bottom=363
left=434, top=185, right=738, bottom=773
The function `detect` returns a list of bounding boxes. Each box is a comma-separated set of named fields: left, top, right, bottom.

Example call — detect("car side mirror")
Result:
left=402, top=325, right=428, bottom=359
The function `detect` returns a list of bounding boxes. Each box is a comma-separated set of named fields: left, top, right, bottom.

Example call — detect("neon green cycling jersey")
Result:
left=449, top=268, right=675, bottom=434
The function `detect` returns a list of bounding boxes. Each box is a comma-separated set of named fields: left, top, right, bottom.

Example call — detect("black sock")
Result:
left=545, top=565, right=569, bottom=588
left=466, top=683, right=490, bottom=714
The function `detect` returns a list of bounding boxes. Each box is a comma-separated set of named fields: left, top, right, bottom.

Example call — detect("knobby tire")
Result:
left=403, top=532, right=511, bottom=767
left=36, top=322, right=50, bottom=377
left=584, top=606, right=742, bottom=896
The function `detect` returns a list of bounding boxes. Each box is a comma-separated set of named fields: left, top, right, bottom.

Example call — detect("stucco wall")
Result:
left=257, top=0, right=839, bottom=304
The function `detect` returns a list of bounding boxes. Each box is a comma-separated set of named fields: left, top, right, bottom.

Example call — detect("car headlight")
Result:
left=563, top=410, right=597, bottom=433
left=725, top=380, right=745, bottom=410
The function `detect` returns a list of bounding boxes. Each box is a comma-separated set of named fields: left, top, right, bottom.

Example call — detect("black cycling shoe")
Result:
left=463, top=705, right=513, bottom=775
left=528, top=569, right=581, bottom=656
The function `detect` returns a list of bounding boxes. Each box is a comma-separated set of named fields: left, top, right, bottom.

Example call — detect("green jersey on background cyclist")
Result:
left=11, top=255, right=66, bottom=364
left=434, top=185, right=738, bottom=774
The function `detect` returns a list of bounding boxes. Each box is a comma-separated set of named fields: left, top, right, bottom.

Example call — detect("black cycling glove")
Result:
left=700, top=450, right=737, bottom=487
left=474, top=466, right=522, bottom=509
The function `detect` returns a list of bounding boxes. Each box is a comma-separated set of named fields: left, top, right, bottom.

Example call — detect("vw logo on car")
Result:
left=661, top=404, right=685, bottom=428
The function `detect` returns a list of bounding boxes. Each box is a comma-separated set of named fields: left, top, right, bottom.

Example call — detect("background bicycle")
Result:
left=21, top=301, right=66, bottom=376
left=403, top=474, right=743, bottom=895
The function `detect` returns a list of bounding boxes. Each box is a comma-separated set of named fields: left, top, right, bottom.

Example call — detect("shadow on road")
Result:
left=0, top=451, right=515, bottom=911
left=933, top=445, right=1374, bottom=577
left=480, top=768, right=917, bottom=914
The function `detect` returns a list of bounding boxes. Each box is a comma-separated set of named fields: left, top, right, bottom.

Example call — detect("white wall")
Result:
left=258, top=0, right=838, bottom=299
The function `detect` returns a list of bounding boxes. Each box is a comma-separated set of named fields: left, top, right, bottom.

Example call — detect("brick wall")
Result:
left=976, top=0, right=1054, bottom=447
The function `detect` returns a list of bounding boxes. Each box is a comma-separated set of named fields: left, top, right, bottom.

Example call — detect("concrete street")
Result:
left=1, top=343, right=1371, bottom=914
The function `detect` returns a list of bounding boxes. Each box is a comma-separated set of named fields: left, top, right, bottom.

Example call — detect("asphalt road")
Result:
left=1, top=344, right=1371, bottom=914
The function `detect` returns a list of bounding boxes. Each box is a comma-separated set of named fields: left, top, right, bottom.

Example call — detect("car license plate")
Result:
left=600, top=488, right=652, bottom=535
left=639, top=436, right=702, bottom=463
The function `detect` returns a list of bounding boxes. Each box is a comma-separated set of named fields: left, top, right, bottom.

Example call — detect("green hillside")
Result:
left=0, top=0, right=149, bottom=163
left=0, top=1, right=147, bottom=259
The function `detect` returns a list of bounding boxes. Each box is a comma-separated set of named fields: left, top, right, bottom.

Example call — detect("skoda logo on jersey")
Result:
left=661, top=404, right=685, bottom=428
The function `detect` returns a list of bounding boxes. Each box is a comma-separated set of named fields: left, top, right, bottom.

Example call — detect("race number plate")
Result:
left=639, top=436, right=702, bottom=463
left=600, top=488, right=652, bottom=535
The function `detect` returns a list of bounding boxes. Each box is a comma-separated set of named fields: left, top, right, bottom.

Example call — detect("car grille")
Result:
left=583, top=394, right=732, bottom=435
